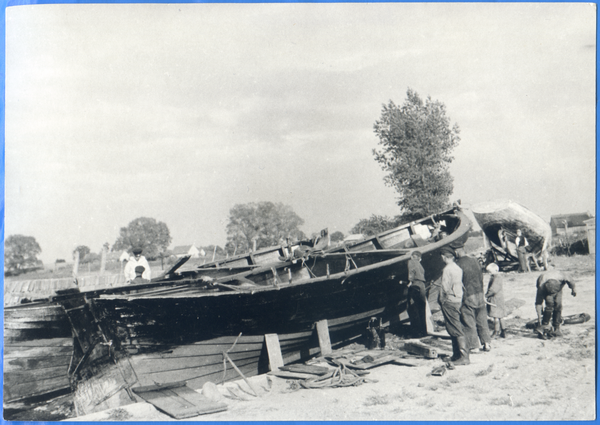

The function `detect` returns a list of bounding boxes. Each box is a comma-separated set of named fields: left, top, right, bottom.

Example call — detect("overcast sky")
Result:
left=5, top=3, right=596, bottom=263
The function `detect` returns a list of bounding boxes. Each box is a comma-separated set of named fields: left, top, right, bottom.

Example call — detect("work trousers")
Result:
left=408, top=281, right=427, bottom=337
left=461, top=304, right=491, bottom=349
left=517, top=247, right=529, bottom=272
left=542, top=286, right=563, bottom=328
left=440, top=300, right=464, bottom=338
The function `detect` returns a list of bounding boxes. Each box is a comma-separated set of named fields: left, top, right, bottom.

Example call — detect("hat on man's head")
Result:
left=411, top=251, right=422, bottom=258
left=135, top=265, right=145, bottom=274
left=440, top=247, right=456, bottom=259
left=132, top=248, right=143, bottom=255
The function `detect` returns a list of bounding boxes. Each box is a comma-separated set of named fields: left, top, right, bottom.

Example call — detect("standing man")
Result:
left=124, top=248, right=151, bottom=283
left=407, top=250, right=427, bottom=338
left=535, top=269, right=576, bottom=337
left=439, top=248, right=469, bottom=366
left=515, top=229, right=530, bottom=273
left=456, top=247, right=492, bottom=353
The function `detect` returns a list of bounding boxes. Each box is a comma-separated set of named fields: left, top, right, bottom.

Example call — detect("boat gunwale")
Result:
left=96, top=208, right=471, bottom=300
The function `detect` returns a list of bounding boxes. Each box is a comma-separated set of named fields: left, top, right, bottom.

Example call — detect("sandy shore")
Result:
left=68, top=255, right=595, bottom=422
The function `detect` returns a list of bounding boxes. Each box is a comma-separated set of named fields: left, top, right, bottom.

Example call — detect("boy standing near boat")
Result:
left=407, top=251, right=427, bottom=337
left=485, top=263, right=506, bottom=338
left=439, top=248, right=469, bottom=366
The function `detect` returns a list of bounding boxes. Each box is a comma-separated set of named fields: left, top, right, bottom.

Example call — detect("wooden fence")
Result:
left=4, top=273, right=127, bottom=307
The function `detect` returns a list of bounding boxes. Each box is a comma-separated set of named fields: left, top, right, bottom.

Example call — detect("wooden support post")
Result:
left=100, top=246, right=107, bottom=275
left=316, top=319, right=332, bottom=355
left=264, top=334, right=284, bottom=371
left=73, top=251, right=80, bottom=277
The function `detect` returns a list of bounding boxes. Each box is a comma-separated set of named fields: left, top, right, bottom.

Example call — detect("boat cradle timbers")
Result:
left=53, top=206, right=471, bottom=416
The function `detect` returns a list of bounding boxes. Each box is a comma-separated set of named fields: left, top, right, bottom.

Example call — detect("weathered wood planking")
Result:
left=132, top=382, right=227, bottom=419
left=4, top=303, right=72, bottom=342
left=3, top=337, right=73, bottom=403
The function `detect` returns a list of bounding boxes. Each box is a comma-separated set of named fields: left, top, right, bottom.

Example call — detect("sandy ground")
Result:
left=68, top=255, right=596, bottom=422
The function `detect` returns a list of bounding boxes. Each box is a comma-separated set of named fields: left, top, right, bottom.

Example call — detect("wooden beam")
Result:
left=264, top=334, right=284, bottom=371
left=316, top=319, right=332, bottom=355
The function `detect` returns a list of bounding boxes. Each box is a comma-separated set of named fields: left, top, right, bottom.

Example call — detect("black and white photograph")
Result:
left=3, top=2, right=596, bottom=421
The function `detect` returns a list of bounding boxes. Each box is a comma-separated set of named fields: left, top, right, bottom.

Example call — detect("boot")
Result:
left=450, top=337, right=461, bottom=361
left=552, top=324, right=562, bottom=337
left=541, top=309, right=553, bottom=328
left=452, top=336, right=470, bottom=366
left=499, top=329, right=506, bottom=338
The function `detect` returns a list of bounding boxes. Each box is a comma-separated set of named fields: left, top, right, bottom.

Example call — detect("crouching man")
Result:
left=535, top=269, right=577, bottom=337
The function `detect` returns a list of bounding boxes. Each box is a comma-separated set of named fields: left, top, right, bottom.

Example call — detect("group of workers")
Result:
left=407, top=245, right=576, bottom=366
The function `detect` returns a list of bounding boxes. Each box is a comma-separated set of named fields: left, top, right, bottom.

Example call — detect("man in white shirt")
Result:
left=124, top=248, right=151, bottom=283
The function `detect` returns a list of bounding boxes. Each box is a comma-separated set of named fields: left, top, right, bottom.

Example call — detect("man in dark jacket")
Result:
left=407, top=250, right=427, bottom=337
left=131, top=266, right=150, bottom=285
left=456, top=247, right=491, bottom=352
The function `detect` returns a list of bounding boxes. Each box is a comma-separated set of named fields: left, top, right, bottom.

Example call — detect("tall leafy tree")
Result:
left=226, top=202, right=305, bottom=252
left=112, top=217, right=172, bottom=260
left=350, top=215, right=402, bottom=237
left=330, top=231, right=345, bottom=243
left=73, top=245, right=91, bottom=262
left=373, top=89, right=460, bottom=218
left=5, top=235, right=42, bottom=274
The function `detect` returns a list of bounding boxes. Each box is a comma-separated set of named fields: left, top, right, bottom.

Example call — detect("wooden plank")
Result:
left=4, top=371, right=71, bottom=402
left=4, top=354, right=71, bottom=371
left=267, top=370, right=322, bottom=379
left=4, top=344, right=74, bottom=358
left=264, top=334, right=284, bottom=371
left=133, top=382, right=227, bottom=419
left=316, top=319, right=332, bottom=355
left=279, top=364, right=330, bottom=375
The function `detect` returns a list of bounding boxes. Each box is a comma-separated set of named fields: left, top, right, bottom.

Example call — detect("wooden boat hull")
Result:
left=52, top=208, right=471, bottom=415
left=471, top=200, right=551, bottom=253
left=4, top=303, right=73, bottom=405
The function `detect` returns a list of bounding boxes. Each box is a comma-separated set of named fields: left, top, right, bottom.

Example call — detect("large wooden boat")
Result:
left=470, top=199, right=551, bottom=270
left=50, top=207, right=471, bottom=416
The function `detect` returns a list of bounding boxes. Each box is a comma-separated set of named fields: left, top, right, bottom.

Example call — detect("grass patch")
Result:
left=416, top=399, right=437, bottom=408
left=363, top=395, right=390, bottom=406
left=558, top=339, right=595, bottom=360
left=397, top=389, right=417, bottom=401
left=531, top=399, right=553, bottom=406
left=105, top=408, right=133, bottom=421
left=489, top=396, right=512, bottom=406
left=475, top=364, right=494, bottom=377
